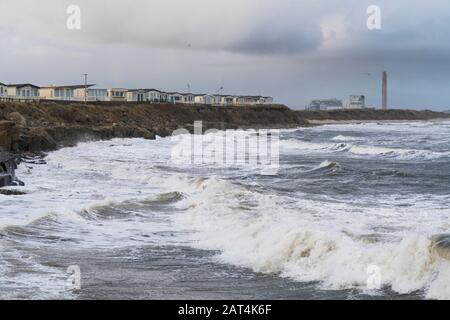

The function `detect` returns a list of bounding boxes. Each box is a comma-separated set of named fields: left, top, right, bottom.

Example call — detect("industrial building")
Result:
left=307, top=95, right=366, bottom=111
left=306, top=98, right=343, bottom=111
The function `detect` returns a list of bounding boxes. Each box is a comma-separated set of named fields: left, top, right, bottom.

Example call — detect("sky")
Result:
left=1, top=0, right=450, bottom=110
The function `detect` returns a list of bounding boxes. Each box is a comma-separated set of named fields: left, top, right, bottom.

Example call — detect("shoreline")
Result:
left=307, top=117, right=450, bottom=125
left=1, top=102, right=449, bottom=188
left=0, top=102, right=305, bottom=155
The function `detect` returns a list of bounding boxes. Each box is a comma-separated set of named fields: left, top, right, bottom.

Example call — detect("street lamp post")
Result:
left=84, top=73, right=88, bottom=104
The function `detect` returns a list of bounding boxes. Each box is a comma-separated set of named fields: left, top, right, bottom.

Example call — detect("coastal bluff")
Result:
left=0, top=101, right=449, bottom=188
left=0, top=102, right=305, bottom=153
left=0, top=101, right=449, bottom=155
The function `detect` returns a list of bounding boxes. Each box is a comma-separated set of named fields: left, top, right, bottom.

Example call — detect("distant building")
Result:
left=1, top=80, right=274, bottom=106
left=7, top=84, right=40, bottom=99
left=194, top=94, right=214, bottom=105
left=181, top=93, right=195, bottom=104
left=0, top=82, right=7, bottom=97
left=127, top=89, right=164, bottom=102
left=307, top=99, right=343, bottom=111
left=159, top=91, right=169, bottom=103
left=347, top=95, right=365, bottom=109
left=127, top=89, right=149, bottom=102
left=235, top=96, right=256, bottom=106
left=147, top=89, right=162, bottom=102
left=81, top=88, right=108, bottom=101
left=215, top=95, right=235, bottom=106
left=258, top=96, right=274, bottom=104
left=40, top=84, right=95, bottom=101
left=107, top=88, right=128, bottom=102
left=40, top=85, right=109, bottom=102
left=239, top=96, right=273, bottom=106
left=166, top=92, right=183, bottom=104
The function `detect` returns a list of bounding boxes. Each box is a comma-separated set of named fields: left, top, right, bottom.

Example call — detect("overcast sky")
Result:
left=1, top=0, right=449, bottom=110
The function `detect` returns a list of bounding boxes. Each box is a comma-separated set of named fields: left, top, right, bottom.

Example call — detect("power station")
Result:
left=382, top=71, right=387, bottom=109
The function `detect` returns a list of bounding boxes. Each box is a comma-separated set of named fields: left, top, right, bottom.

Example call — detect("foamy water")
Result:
left=1, top=121, right=450, bottom=299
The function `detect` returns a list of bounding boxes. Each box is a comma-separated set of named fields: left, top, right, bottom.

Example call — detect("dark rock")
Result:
left=0, top=151, right=21, bottom=188
left=0, top=189, right=26, bottom=196
left=0, top=121, right=20, bottom=152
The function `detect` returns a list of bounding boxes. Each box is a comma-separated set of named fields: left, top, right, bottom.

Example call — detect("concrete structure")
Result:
left=382, top=71, right=387, bottom=110
left=347, top=95, right=365, bottom=109
left=307, top=99, right=343, bottom=111
left=0, top=82, right=7, bottom=98
left=107, top=88, right=128, bottom=102
left=7, top=84, right=40, bottom=99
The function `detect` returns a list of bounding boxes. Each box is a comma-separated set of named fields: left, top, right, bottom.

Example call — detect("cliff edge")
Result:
left=0, top=102, right=305, bottom=153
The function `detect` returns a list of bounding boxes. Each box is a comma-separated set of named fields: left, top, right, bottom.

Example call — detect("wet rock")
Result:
left=18, top=127, right=57, bottom=152
left=0, top=151, right=22, bottom=187
left=0, top=189, right=26, bottom=196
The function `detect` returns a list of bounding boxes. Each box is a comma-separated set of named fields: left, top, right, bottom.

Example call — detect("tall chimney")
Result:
left=382, top=71, right=387, bottom=110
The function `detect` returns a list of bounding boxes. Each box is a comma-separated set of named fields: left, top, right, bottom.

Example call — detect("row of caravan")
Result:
left=0, top=83, right=274, bottom=106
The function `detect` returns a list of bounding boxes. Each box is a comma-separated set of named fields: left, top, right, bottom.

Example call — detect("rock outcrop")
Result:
left=0, top=151, right=21, bottom=188
left=0, top=102, right=306, bottom=153
left=0, top=120, right=20, bottom=152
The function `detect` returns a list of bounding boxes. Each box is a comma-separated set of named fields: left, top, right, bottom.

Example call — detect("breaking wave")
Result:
left=331, top=135, right=361, bottom=142
left=2, top=120, right=450, bottom=299
left=281, top=139, right=450, bottom=160
left=171, top=176, right=450, bottom=299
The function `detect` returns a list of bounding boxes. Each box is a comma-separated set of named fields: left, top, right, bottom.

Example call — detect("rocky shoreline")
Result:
left=0, top=151, right=22, bottom=189
left=0, top=102, right=305, bottom=154
left=1, top=101, right=449, bottom=188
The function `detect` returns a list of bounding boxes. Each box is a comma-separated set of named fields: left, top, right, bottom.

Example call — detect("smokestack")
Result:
left=382, top=71, right=387, bottom=110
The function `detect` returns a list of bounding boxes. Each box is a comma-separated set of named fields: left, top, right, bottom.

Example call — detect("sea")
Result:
left=0, top=120, right=449, bottom=299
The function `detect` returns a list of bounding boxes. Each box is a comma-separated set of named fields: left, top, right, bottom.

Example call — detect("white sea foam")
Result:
left=280, top=139, right=450, bottom=160
left=171, top=176, right=450, bottom=299
left=1, top=121, right=449, bottom=299
left=331, top=135, right=361, bottom=142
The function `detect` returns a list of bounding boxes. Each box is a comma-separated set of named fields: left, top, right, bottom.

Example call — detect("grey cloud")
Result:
left=1, top=0, right=450, bottom=109
left=228, top=26, right=322, bottom=55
